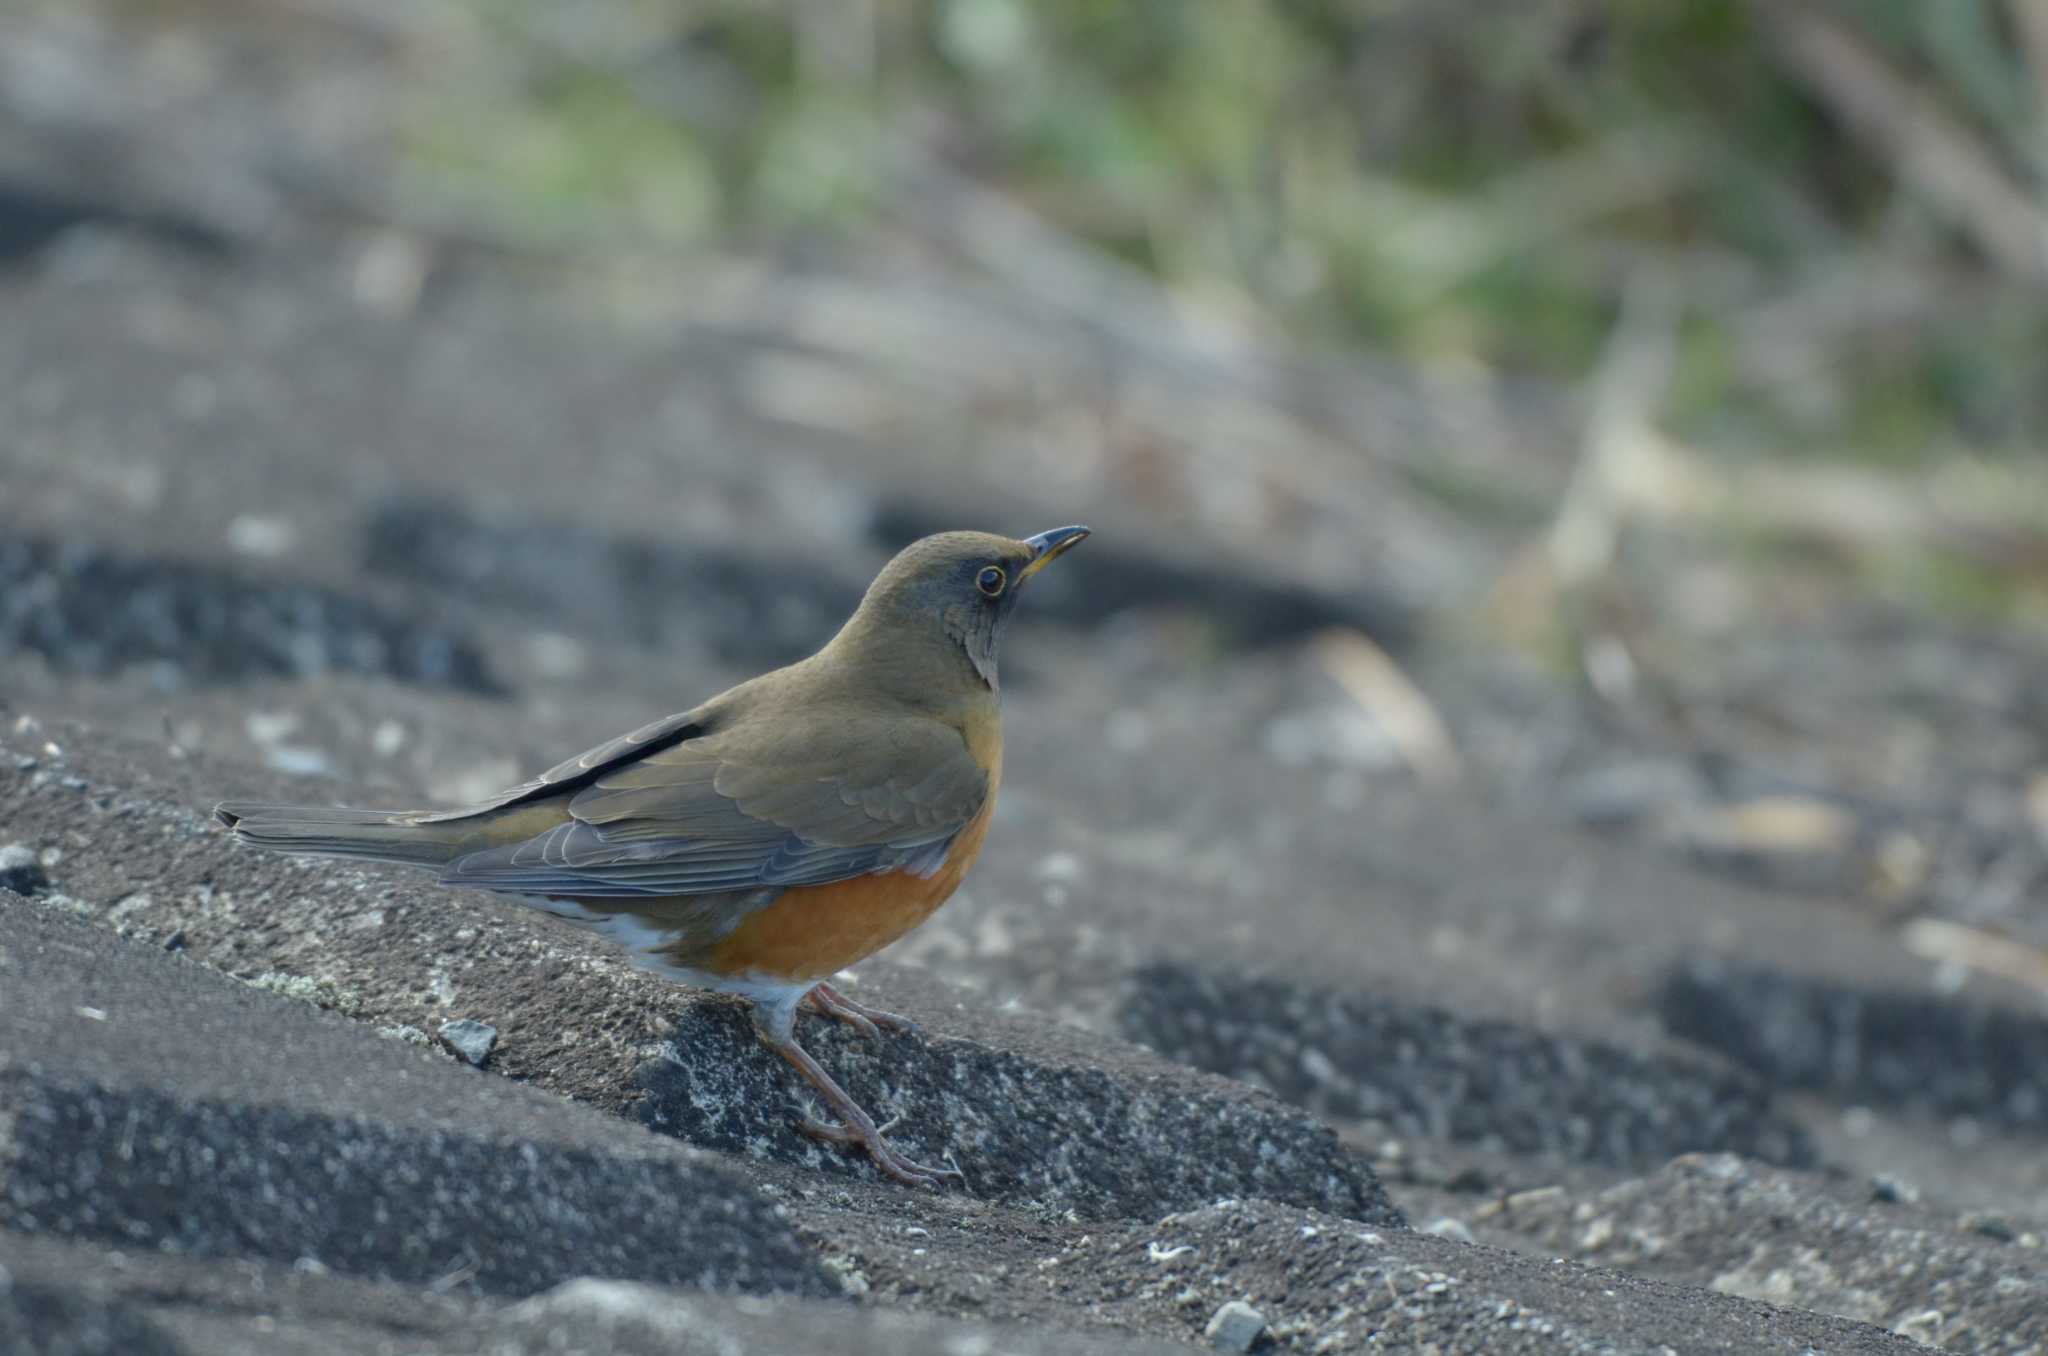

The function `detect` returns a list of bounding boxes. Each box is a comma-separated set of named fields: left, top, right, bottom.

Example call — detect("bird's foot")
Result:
left=798, top=1111, right=965, bottom=1190
left=805, top=981, right=921, bottom=1041
left=766, top=1029, right=962, bottom=1190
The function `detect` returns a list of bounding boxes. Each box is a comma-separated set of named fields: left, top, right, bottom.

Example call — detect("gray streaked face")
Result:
left=881, top=534, right=1036, bottom=688
left=850, top=527, right=1089, bottom=691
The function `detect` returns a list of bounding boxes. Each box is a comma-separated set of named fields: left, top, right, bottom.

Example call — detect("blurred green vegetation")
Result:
left=402, top=0, right=2048, bottom=462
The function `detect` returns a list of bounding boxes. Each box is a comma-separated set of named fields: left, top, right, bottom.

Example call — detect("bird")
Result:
left=214, top=526, right=1090, bottom=1188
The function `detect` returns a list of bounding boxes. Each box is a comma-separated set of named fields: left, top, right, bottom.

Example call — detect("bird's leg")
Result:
left=804, top=981, right=921, bottom=1040
left=771, top=1035, right=966, bottom=1189
left=752, top=995, right=962, bottom=1190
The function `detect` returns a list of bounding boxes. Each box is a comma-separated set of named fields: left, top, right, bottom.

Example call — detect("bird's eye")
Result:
left=976, top=565, right=1007, bottom=597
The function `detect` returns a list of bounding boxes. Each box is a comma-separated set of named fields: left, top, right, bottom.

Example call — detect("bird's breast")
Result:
left=688, top=744, right=1000, bottom=983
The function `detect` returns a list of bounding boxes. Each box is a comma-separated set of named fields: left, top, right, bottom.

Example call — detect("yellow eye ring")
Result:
left=976, top=565, right=1007, bottom=597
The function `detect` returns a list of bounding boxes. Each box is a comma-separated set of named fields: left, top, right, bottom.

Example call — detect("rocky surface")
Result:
left=1, top=897, right=828, bottom=1300
left=0, top=536, right=501, bottom=693
left=1056, top=1198, right=1932, bottom=1355
left=4, top=5, right=2048, bottom=1350
left=1659, top=960, right=2048, bottom=1131
left=1121, top=962, right=1813, bottom=1170
left=0, top=875, right=1964, bottom=1355
left=1464, top=1154, right=2048, bottom=1355
left=0, top=1232, right=1188, bottom=1356
left=0, top=736, right=1396, bottom=1228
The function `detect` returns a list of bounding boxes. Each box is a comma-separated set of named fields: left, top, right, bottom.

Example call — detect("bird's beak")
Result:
left=1017, top=525, right=1091, bottom=581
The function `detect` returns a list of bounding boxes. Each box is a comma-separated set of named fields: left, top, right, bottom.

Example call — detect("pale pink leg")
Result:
left=753, top=989, right=961, bottom=1190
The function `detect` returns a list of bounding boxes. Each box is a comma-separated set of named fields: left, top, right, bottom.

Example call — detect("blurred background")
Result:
left=4, top=0, right=2048, bottom=1086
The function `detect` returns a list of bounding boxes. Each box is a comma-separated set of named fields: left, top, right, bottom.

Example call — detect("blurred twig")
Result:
left=1312, top=628, right=1462, bottom=787
left=1657, top=454, right=2048, bottom=586
left=1901, top=917, right=2048, bottom=996
left=1728, top=249, right=1944, bottom=414
left=1375, top=125, right=1698, bottom=308
left=1764, top=1, right=2048, bottom=285
left=1546, top=269, right=1688, bottom=590
left=2013, top=0, right=2048, bottom=146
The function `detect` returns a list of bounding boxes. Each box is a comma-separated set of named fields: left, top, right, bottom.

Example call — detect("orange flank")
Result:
left=689, top=776, right=998, bottom=982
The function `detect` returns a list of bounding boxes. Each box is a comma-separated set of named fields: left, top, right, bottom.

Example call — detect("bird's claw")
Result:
left=798, top=1113, right=963, bottom=1189
left=828, top=1006, right=883, bottom=1042
left=806, top=982, right=922, bottom=1041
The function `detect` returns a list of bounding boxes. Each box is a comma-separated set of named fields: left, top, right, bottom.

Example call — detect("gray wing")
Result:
left=438, top=709, right=988, bottom=899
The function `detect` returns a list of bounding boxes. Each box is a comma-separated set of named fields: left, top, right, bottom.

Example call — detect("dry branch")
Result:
left=1765, top=3, right=2048, bottom=285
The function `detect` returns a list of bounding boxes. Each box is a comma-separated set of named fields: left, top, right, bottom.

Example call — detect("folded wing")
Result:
left=437, top=708, right=988, bottom=899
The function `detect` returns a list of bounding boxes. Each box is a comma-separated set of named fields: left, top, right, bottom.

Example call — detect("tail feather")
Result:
left=213, top=801, right=465, bottom=868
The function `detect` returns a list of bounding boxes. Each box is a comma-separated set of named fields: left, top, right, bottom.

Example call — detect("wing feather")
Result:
left=406, top=709, right=706, bottom=823
left=439, top=707, right=988, bottom=900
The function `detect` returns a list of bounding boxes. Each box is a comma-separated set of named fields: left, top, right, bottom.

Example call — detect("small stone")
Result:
left=107, top=892, right=154, bottom=923
left=264, top=746, right=335, bottom=778
left=1871, top=1174, right=1920, bottom=1205
left=225, top=513, right=298, bottom=558
left=244, top=711, right=301, bottom=745
left=1037, top=851, right=1084, bottom=883
left=439, top=1018, right=498, bottom=1066
left=1893, top=1309, right=1946, bottom=1345
left=1960, top=1211, right=2016, bottom=1242
left=1568, top=761, right=1699, bottom=831
left=499, top=1278, right=702, bottom=1332
left=1299, top=1046, right=1339, bottom=1084
left=1422, top=1217, right=1474, bottom=1243
left=371, top=719, right=408, bottom=757
left=525, top=632, right=588, bottom=681
left=821, top=1253, right=869, bottom=1297
left=1204, top=1299, right=1267, bottom=1353
left=0, top=843, right=51, bottom=896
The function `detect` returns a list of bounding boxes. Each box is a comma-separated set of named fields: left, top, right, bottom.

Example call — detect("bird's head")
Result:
left=833, top=526, right=1090, bottom=693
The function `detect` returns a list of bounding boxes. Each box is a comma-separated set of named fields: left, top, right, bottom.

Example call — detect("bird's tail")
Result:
left=213, top=802, right=471, bottom=869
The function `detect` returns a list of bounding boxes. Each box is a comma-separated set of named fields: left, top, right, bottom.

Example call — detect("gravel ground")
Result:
left=4, top=7, right=2047, bottom=1350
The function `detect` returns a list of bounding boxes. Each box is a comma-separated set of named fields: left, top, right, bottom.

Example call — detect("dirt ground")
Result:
left=4, top=7, right=2047, bottom=1353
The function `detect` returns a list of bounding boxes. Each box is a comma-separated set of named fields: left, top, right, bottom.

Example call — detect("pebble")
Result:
left=371, top=719, right=408, bottom=757
left=524, top=632, right=589, bottom=681
left=1870, top=1174, right=1920, bottom=1205
left=224, top=513, right=298, bottom=558
left=1422, top=1217, right=1475, bottom=1243
left=439, top=1018, right=499, bottom=1066
left=1204, top=1299, right=1267, bottom=1353
left=0, top=843, right=52, bottom=896
left=263, top=745, right=336, bottom=778
left=245, top=711, right=304, bottom=745
left=1568, top=760, right=1700, bottom=830
left=1960, top=1211, right=2016, bottom=1242
left=1893, top=1309, right=1946, bottom=1345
